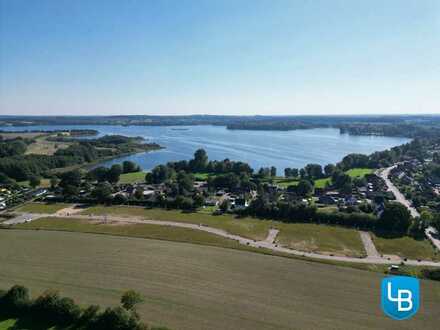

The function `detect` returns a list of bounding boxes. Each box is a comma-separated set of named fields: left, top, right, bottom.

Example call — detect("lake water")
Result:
left=2, top=125, right=410, bottom=172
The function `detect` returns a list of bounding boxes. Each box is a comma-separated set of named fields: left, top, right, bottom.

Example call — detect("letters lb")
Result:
left=381, top=276, right=420, bottom=320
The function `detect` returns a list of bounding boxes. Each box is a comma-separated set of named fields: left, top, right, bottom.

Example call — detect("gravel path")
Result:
left=359, top=231, right=380, bottom=258
left=5, top=205, right=440, bottom=267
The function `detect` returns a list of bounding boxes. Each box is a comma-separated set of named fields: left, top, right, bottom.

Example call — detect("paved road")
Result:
left=378, top=165, right=440, bottom=252
left=377, top=166, right=420, bottom=218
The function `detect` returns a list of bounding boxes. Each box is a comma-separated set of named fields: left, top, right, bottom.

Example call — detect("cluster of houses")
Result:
left=315, top=175, right=386, bottom=209
left=0, top=186, right=48, bottom=211
left=113, top=180, right=254, bottom=211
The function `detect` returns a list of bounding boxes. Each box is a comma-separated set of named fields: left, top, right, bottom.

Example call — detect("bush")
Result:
left=0, top=285, right=30, bottom=314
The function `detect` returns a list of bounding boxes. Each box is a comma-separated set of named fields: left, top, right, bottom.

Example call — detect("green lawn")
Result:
left=15, top=202, right=72, bottom=214
left=372, top=234, right=440, bottom=261
left=314, top=177, right=331, bottom=188
left=314, top=168, right=373, bottom=189
left=272, top=177, right=299, bottom=188
left=80, top=205, right=272, bottom=240
left=0, top=319, right=16, bottom=330
left=193, top=172, right=211, bottom=180
left=276, top=223, right=365, bottom=257
left=0, top=230, right=439, bottom=330
left=345, top=168, right=374, bottom=177
left=118, top=171, right=146, bottom=184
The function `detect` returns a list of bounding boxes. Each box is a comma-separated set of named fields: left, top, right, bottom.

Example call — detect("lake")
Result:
left=2, top=125, right=410, bottom=172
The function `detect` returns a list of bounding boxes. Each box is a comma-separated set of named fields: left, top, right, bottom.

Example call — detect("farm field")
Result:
left=118, top=171, right=146, bottom=184
left=0, top=230, right=438, bottom=330
left=15, top=202, right=73, bottom=214
left=372, top=234, right=440, bottom=261
left=276, top=223, right=365, bottom=257
left=80, top=205, right=273, bottom=241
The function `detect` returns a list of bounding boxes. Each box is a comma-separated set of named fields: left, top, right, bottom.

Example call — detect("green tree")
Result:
left=192, top=148, right=208, bottom=171
left=270, top=166, right=277, bottom=177
left=193, top=194, right=205, bottom=208
left=122, top=160, right=140, bottom=173
left=107, top=164, right=122, bottom=184
left=29, top=175, right=41, bottom=188
left=296, top=180, right=313, bottom=197
left=92, top=182, right=113, bottom=203
left=2, top=285, right=30, bottom=312
left=50, top=177, right=60, bottom=189
left=120, top=290, right=144, bottom=312
left=219, top=199, right=230, bottom=212
left=376, top=202, right=411, bottom=233
left=60, top=170, right=82, bottom=188
left=177, top=171, right=194, bottom=192
left=324, top=164, right=336, bottom=177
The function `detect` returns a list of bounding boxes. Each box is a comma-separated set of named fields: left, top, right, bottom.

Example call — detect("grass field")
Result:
left=276, top=223, right=365, bottom=257
left=372, top=234, right=440, bottom=261
left=25, top=135, right=70, bottom=156
left=118, top=171, right=146, bottom=184
left=314, top=168, right=373, bottom=188
left=193, top=172, right=211, bottom=180
left=346, top=168, right=374, bottom=177
left=272, top=177, right=299, bottom=188
left=0, top=230, right=438, bottom=330
left=16, top=217, right=243, bottom=250
left=15, top=202, right=72, bottom=214
left=17, top=178, right=51, bottom=188
left=81, top=206, right=273, bottom=241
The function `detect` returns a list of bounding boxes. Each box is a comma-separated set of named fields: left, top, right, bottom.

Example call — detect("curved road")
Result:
left=378, top=165, right=440, bottom=252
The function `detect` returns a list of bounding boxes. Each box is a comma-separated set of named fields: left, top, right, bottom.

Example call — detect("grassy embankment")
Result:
left=372, top=233, right=440, bottom=261
left=0, top=230, right=439, bottom=330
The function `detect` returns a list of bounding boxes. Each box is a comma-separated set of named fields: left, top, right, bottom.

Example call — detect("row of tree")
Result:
left=0, top=285, right=168, bottom=330
left=243, top=197, right=414, bottom=234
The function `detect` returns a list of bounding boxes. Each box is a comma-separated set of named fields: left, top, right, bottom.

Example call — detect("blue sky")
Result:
left=0, top=0, right=439, bottom=116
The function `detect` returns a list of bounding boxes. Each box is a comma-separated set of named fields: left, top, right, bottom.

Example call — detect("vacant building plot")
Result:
left=81, top=206, right=273, bottom=241
left=276, top=223, right=366, bottom=257
left=372, top=234, right=440, bottom=261
left=79, top=206, right=368, bottom=257
left=15, top=217, right=243, bottom=250
left=0, top=230, right=438, bottom=330
left=15, top=202, right=73, bottom=214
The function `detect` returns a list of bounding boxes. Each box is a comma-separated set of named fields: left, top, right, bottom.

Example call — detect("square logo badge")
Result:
left=381, top=276, right=420, bottom=320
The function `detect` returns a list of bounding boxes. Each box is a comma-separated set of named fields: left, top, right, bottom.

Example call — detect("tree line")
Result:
left=0, top=285, right=169, bottom=330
